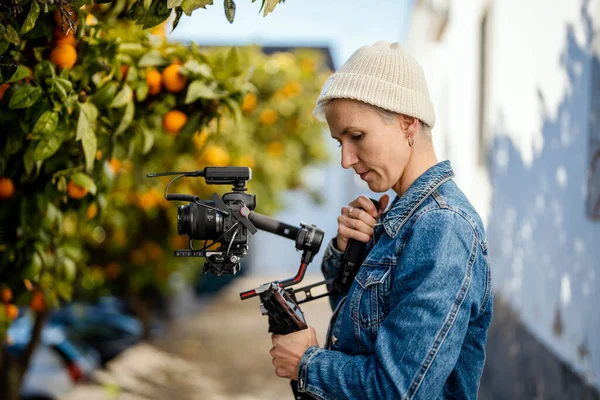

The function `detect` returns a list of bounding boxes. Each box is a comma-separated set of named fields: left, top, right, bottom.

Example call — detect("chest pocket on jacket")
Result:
left=349, top=264, right=392, bottom=337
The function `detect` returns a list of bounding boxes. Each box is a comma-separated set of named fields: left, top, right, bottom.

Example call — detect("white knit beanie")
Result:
left=314, top=41, right=435, bottom=128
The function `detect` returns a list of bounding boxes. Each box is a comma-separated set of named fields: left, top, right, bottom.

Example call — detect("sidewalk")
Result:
left=65, top=275, right=333, bottom=400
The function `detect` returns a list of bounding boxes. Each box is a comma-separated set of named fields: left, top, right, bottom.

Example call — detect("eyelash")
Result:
left=337, top=134, right=363, bottom=147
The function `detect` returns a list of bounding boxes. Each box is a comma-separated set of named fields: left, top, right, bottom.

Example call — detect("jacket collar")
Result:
left=381, top=160, right=455, bottom=238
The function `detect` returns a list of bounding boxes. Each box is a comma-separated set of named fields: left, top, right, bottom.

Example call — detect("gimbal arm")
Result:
left=239, top=212, right=323, bottom=300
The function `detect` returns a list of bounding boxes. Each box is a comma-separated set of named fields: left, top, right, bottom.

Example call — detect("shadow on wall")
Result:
left=480, top=0, right=600, bottom=398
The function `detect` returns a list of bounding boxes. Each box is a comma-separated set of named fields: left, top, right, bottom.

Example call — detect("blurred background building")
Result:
left=406, top=0, right=600, bottom=398
left=168, top=0, right=600, bottom=398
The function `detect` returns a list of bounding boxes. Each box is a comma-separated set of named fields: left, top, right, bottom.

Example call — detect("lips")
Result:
left=359, top=171, right=370, bottom=180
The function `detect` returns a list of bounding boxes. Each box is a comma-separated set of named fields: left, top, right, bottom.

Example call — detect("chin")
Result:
left=367, top=182, right=389, bottom=193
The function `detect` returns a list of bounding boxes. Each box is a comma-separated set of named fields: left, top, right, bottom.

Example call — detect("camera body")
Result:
left=176, top=190, right=256, bottom=275
left=149, top=166, right=256, bottom=276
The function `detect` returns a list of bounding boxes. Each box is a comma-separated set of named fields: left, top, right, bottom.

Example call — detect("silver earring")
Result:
left=408, top=136, right=414, bottom=147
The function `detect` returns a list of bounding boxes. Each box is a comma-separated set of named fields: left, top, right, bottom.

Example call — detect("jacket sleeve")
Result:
left=320, top=238, right=346, bottom=311
left=298, top=210, right=479, bottom=400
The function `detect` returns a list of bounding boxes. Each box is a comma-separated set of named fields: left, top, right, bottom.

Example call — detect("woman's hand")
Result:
left=336, top=194, right=389, bottom=252
left=270, top=327, right=320, bottom=380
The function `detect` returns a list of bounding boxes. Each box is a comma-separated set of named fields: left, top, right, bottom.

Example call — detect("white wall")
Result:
left=406, top=0, right=600, bottom=389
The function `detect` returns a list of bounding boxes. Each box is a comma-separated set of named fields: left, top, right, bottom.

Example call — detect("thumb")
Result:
left=378, top=194, right=390, bottom=216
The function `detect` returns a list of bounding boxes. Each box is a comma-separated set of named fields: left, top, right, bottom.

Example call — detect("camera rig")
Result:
left=148, top=166, right=374, bottom=400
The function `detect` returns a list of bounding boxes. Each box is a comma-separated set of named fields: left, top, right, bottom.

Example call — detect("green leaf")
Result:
left=263, top=0, right=279, bottom=16
left=52, top=78, right=72, bottom=101
left=140, top=124, right=155, bottom=154
left=168, top=0, right=184, bottom=7
left=20, top=0, right=40, bottom=35
left=135, top=82, right=149, bottom=102
left=8, top=65, right=30, bottom=83
left=114, top=101, right=135, bottom=136
left=144, top=0, right=153, bottom=9
left=223, top=97, right=242, bottom=126
left=32, top=110, right=58, bottom=135
left=33, top=130, right=64, bottom=161
left=172, top=7, right=184, bottom=31
left=78, top=104, right=98, bottom=172
left=138, top=50, right=167, bottom=67
left=55, top=280, right=74, bottom=299
left=182, top=0, right=213, bottom=15
left=76, top=104, right=90, bottom=141
left=224, top=46, right=240, bottom=75
left=224, top=0, right=235, bottom=23
left=138, top=0, right=172, bottom=29
left=4, top=24, right=19, bottom=45
left=23, top=146, right=35, bottom=176
left=9, top=86, right=42, bottom=109
left=91, top=81, right=118, bottom=108
left=185, top=80, right=221, bottom=103
left=183, top=59, right=213, bottom=78
left=109, top=84, right=133, bottom=108
left=0, top=41, right=9, bottom=57
left=71, top=172, right=97, bottom=195
left=82, top=131, right=97, bottom=173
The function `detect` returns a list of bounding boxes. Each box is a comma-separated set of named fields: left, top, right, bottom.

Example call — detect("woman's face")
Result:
left=326, top=99, right=410, bottom=193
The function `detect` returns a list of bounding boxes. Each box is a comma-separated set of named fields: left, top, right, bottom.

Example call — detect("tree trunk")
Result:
left=0, top=311, right=47, bottom=400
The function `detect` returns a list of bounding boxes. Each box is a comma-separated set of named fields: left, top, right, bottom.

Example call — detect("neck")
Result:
left=393, top=142, right=438, bottom=197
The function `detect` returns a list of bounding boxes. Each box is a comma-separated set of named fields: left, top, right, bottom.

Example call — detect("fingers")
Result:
left=349, top=195, right=380, bottom=219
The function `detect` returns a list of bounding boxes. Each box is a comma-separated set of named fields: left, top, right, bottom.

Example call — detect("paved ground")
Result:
left=65, top=275, right=333, bottom=400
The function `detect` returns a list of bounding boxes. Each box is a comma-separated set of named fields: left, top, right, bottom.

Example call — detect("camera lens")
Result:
left=177, top=201, right=222, bottom=240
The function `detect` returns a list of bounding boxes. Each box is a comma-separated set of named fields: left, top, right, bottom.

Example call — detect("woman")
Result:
left=270, top=41, right=493, bottom=400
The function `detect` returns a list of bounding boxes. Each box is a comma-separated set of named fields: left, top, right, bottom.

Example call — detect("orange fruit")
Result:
left=146, top=69, right=162, bottom=96
left=162, top=64, right=187, bottom=93
left=67, top=180, right=88, bottom=199
left=1, top=288, right=13, bottom=303
left=49, top=43, right=78, bottom=70
left=237, top=155, right=255, bottom=169
left=0, top=177, right=15, bottom=200
left=267, top=141, right=284, bottom=158
left=30, top=291, right=46, bottom=312
left=120, top=65, right=129, bottom=81
left=282, top=81, right=302, bottom=97
left=201, top=144, right=230, bottom=166
left=241, top=93, right=257, bottom=114
left=162, top=110, right=187, bottom=135
left=259, top=109, right=278, bottom=125
left=5, top=304, right=18, bottom=320
left=109, top=158, right=120, bottom=174
left=86, top=203, right=98, bottom=219
left=52, top=25, right=76, bottom=46
left=0, top=83, right=9, bottom=102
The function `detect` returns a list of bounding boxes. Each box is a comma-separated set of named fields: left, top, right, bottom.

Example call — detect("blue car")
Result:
left=49, top=298, right=143, bottom=364
left=7, top=314, right=100, bottom=400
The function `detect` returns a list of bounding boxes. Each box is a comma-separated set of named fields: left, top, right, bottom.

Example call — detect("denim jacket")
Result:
left=298, top=161, right=493, bottom=400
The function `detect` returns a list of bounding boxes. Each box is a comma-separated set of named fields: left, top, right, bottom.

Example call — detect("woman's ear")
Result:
left=397, top=115, right=419, bottom=138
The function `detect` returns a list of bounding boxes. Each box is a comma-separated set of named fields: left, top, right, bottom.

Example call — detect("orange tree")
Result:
left=0, top=0, right=329, bottom=397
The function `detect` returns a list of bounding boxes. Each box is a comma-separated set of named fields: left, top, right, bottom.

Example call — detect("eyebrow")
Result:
left=331, top=126, right=360, bottom=140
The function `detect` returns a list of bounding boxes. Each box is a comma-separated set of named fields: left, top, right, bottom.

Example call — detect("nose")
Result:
left=340, top=144, right=357, bottom=169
